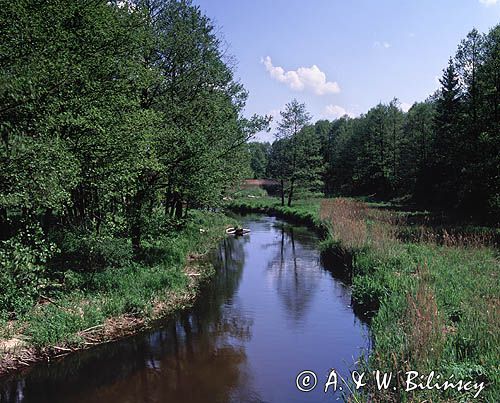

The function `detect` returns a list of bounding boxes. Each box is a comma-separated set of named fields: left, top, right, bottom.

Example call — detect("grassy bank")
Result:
left=228, top=192, right=322, bottom=229
left=0, top=210, right=235, bottom=375
left=228, top=195, right=499, bottom=402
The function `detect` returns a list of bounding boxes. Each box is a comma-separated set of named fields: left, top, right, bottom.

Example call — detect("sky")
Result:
left=193, top=0, right=500, bottom=141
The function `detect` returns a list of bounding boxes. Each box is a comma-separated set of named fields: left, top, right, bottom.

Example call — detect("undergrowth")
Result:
left=1, top=210, right=234, bottom=350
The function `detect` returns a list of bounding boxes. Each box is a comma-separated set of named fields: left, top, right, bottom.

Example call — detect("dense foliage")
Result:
left=265, top=25, right=499, bottom=220
left=0, top=0, right=267, bottom=318
left=267, top=100, right=324, bottom=206
left=246, top=142, right=270, bottom=179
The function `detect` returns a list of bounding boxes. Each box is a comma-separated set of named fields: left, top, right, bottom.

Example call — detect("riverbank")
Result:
left=0, top=211, right=235, bottom=377
left=227, top=196, right=499, bottom=402
left=0, top=213, right=369, bottom=403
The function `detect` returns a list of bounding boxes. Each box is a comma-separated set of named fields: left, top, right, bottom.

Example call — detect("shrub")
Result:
left=54, top=229, right=132, bottom=272
left=0, top=222, right=57, bottom=317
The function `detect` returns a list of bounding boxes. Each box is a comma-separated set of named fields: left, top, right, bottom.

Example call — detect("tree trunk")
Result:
left=164, top=186, right=172, bottom=216
left=280, top=180, right=285, bottom=206
left=169, top=192, right=178, bottom=217
left=0, top=207, right=7, bottom=241
left=130, top=190, right=144, bottom=257
left=175, top=199, right=183, bottom=219
left=287, top=180, right=294, bottom=207
left=131, top=220, right=141, bottom=257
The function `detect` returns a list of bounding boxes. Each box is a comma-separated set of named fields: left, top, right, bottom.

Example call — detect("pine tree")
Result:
left=430, top=59, right=463, bottom=207
left=267, top=100, right=323, bottom=206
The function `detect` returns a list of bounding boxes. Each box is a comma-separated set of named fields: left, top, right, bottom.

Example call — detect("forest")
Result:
left=0, top=0, right=268, bottom=323
left=0, top=0, right=498, bottom=400
left=250, top=24, right=499, bottom=221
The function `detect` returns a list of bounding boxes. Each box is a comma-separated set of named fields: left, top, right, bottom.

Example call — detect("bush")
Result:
left=54, top=229, right=132, bottom=273
left=143, top=208, right=180, bottom=240
left=0, top=222, right=57, bottom=317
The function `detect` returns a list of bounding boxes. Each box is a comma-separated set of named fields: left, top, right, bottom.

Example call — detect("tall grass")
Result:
left=319, top=198, right=499, bottom=401
left=320, top=198, right=399, bottom=253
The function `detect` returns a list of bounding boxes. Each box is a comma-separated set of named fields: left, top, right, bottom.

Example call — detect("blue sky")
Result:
left=193, top=0, right=500, bottom=141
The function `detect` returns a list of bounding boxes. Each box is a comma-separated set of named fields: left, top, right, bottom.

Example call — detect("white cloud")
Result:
left=262, top=56, right=340, bottom=95
left=374, top=41, right=391, bottom=49
left=323, top=104, right=353, bottom=119
left=479, top=0, right=498, bottom=6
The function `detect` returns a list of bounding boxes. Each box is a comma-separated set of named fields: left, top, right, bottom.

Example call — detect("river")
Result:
left=0, top=215, right=369, bottom=403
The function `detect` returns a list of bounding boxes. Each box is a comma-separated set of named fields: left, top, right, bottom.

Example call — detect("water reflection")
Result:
left=267, top=224, right=320, bottom=324
left=0, top=236, right=255, bottom=403
left=0, top=216, right=368, bottom=403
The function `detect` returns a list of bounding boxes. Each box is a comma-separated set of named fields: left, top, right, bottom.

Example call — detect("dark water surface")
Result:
left=0, top=215, right=369, bottom=403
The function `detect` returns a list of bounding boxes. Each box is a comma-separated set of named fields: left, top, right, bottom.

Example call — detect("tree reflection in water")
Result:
left=0, top=236, right=258, bottom=403
left=0, top=216, right=369, bottom=403
left=267, top=223, right=321, bottom=323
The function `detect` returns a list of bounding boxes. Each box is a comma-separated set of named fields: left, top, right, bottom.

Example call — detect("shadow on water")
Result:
left=0, top=216, right=369, bottom=403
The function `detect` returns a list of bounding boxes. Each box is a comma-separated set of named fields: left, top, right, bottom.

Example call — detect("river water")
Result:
left=0, top=215, right=369, bottom=403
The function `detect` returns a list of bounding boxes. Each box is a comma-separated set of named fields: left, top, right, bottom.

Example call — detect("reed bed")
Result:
left=319, top=198, right=499, bottom=402
left=229, top=195, right=498, bottom=401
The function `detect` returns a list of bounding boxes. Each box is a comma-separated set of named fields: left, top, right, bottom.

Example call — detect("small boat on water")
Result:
left=226, top=227, right=251, bottom=236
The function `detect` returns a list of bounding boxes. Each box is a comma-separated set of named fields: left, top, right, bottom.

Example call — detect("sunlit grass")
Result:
left=318, top=198, right=499, bottom=402
left=11, top=210, right=234, bottom=349
left=229, top=194, right=499, bottom=401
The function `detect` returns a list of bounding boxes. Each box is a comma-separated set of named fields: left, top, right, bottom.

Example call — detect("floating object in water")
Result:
left=226, top=227, right=250, bottom=236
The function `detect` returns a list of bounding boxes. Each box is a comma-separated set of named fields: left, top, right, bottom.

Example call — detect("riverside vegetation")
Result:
left=229, top=194, right=499, bottom=402
left=1, top=1, right=498, bottom=401
left=0, top=0, right=266, bottom=371
left=0, top=210, right=237, bottom=372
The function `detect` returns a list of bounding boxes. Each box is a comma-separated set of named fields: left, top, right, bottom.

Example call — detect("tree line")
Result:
left=252, top=25, right=499, bottom=219
left=0, top=0, right=267, bottom=247
left=0, top=0, right=269, bottom=315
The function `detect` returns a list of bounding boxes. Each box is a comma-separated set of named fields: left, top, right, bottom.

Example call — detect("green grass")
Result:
left=2, top=210, right=234, bottom=350
left=355, top=242, right=499, bottom=402
left=228, top=194, right=499, bottom=402
left=228, top=196, right=322, bottom=227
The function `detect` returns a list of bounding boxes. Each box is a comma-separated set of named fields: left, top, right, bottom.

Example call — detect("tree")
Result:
left=355, top=104, right=391, bottom=196
left=289, top=126, right=324, bottom=203
left=247, top=142, right=270, bottom=179
left=313, top=120, right=334, bottom=194
left=401, top=101, right=435, bottom=200
left=278, top=100, right=311, bottom=206
left=474, top=24, right=500, bottom=218
left=268, top=100, right=323, bottom=206
left=387, top=98, right=405, bottom=191
left=276, top=99, right=312, bottom=140
left=328, top=117, right=360, bottom=195
left=456, top=28, right=484, bottom=140
left=267, top=138, right=291, bottom=206
left=430, top=58, right=464, bottom=207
